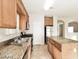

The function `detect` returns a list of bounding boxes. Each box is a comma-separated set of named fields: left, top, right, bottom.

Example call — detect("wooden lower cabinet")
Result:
left=47, top=40, right=54, bottom=58
left=48, top=41, right=54, bottom=58
left=47, top=39, right=61, bottom=59
left=47, top=38, right=77, bottom=59
left=53, top=45, right=61, bottom=59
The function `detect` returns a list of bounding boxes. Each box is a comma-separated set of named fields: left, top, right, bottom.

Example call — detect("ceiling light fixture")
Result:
left=44, top=0, right=55, bottom=11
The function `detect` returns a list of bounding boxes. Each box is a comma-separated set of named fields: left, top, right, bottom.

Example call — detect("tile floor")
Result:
left=31, top=45, right=52, bottom=59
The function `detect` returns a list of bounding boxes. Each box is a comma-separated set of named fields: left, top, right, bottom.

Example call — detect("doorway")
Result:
left=58, top=20, right=65, bottom=37
left=44, top=26, right=47, bottom=44
left=44, top=26, right=52, bottom=44
left=59, top=24, right=64, bottom=37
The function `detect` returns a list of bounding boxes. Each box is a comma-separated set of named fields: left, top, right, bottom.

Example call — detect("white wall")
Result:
left=64, top=17, right=78, bottom=40
left=25, top=14, right=33, bottom=34
left=26, top=14, right=44, bottom=45
left=52, top=16, right=78, bottom=41
left=52, top=17, right=59, bottom=36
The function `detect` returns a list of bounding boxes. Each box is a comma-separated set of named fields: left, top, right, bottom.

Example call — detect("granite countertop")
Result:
left=0, top=39, right=31, bottom=59
left=48, top=36, right=78, bottom=44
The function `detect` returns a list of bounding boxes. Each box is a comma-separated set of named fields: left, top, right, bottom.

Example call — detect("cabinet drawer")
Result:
left=53, top=45, right=62, bottom=59
left=49, top=39, right=61, bottom=52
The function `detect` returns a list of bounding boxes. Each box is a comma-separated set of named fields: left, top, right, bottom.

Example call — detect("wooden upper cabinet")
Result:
left=0, top=0, right=29, bottom=30
left=17, top=0, right=29, bottom=31
left=19, top=15, right=27, bottom=31
left=0, top=0, right=16, bottom=28
left=44, top=16, right=53, bottom=26
left=0, top=0, right=2, bottom=27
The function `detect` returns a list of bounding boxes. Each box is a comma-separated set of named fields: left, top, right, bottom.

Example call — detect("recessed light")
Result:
left=44, top=0, right=55, bottom=11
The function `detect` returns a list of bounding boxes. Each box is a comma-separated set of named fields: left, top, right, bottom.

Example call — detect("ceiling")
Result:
left=22, top=0, right=78, bottom=17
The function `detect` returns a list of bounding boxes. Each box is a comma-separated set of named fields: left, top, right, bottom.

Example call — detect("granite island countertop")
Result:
left=48, top=36, right=78, bottom=44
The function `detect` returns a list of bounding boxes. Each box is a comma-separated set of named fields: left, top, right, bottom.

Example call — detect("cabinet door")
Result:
left=47, top=40, right=54, bottom=58
left=19, top=15, right=27, bottom=31
left=53, top=45, right=62, bottom=59
left=48, top=40, right=52, bottom=54
left=0, top=0, right=2, bottom=27
left=44, top=17, right=53, bottom=26
left=2, top=0, right=16, bottom=28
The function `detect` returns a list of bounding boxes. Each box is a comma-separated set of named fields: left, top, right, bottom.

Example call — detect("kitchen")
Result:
left=0, top=0, right=78, bottom=59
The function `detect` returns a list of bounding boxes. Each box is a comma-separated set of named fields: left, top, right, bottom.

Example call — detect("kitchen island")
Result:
left=47, top=36, right=78, bottom=59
